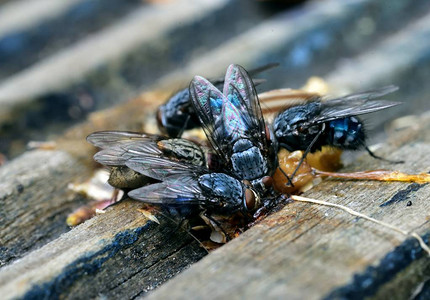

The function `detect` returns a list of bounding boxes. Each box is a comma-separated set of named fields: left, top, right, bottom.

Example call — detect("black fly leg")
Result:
left=365, top=145, right=404, bottom=164
left=176, top=114, right=191, bottom=138
left=278, top=164, right=294, bottom=187
left=287, top=124, right=326, bottom=186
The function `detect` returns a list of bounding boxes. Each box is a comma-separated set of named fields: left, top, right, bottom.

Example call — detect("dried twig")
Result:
left=291, top=195, right=430, bottom=256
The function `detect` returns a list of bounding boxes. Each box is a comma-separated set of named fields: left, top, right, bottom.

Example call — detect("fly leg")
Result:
left=365, top=145, right=404, bottom=164
left=285, top=124, right=326, bottom=186
left=176, top=114, right=191, bottom=138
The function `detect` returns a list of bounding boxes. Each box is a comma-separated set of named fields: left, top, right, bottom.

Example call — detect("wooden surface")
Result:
left=0, top=92, right=208, bottom=299
left=0, top=150, right=89, bottom=265
left=0, top=91, right=166, bottom=266
left=145, top=114, right=430, bottom=300
left=1, top=112, right=429, bottom=299
left=0, top=199, right=206, bottom=299
left=1, top=0, right=430, bottom=299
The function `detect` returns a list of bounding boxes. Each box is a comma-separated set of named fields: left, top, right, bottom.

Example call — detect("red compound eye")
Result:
left=262, top=176, right=273, bottom=188
left=244, top=188, right=256, bottom=211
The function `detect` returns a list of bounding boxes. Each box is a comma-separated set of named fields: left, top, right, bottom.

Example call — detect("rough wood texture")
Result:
left=146, top=113, right=430, bottom=299
left=0, top=91, right=167, bottom=267
left=0, top=200, right=206, bottom=299
left=1, top=0, right=430, bottom=298
left=0, top=91, right=208, bottom=298
left=0, top=150, right=90, bottom=266
left=1, top=113, right=428, bottom=299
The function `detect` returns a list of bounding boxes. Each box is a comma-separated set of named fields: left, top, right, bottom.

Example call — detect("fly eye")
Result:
left=262, top=176, right=273, bottom=188
left=244, top=188, right=256, bottom=211
left=244, top=188, right=260, bottom=211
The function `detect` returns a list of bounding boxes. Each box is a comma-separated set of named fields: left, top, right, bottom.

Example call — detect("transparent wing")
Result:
left=315, top=100, right=401, bottom=124
left=223, top=64, right=269, bottom=147
left=93, top=138, right=162, bottom=166
left=87, top=131, right=163, bottom=149
left=125, top=155, right=207, bottom=182
left=190, top=64, right=271, bottom=163
left=128, top=178, right=209, bottom=205
left=314, top=86, right=400, bottom=123
left=324, top=85, right=399, bottom=105
left=189, top=75, right=229, bottom=163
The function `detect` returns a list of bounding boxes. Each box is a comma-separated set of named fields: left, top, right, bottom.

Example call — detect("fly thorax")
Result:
left=273, top=103, right=321, bottom=151
left=157, top=89, right=192, bottom=137
left=198, top=173, right=243, bottom=211
left=159, top=139, right=205, bottom=166
left=231, top=139, right=268, bottom=180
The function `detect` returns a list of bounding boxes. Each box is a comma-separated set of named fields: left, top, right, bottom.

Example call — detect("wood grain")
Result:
left=0, top=199, right=206, bottom=299
left=145, top=114, right=430, bottom=299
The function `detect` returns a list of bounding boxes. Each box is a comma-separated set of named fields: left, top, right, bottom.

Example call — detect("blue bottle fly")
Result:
left=157, top=63, right=278, bottom=138
left=87, top=130, right=261, bottom=217
left=189, top=64, right=278, bottom=194
left=273, top=85, right=401, bottom=154
left=272, top=85, right=402, bottom=181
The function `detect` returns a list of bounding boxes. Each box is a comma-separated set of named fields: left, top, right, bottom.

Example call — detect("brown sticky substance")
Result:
left=273, top=147, right=343, bottom=194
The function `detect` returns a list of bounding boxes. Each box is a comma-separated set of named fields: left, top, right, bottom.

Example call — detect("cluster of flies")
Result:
left=86, top=64, right=420, bottom=244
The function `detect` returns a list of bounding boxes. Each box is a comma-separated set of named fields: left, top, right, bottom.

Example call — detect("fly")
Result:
left=157, top=63, right=278, bottom=138
left=189, top=64, right=278, bottom=195
left=87, top=131, right=207, bottom=191
left=271, top=86, right=402, bottom=182
left=88, top=131, right=261, bottom=218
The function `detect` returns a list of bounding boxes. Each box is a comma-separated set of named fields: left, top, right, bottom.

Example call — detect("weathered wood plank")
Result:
left=0, top=0, right=144, bottom=80
left=0, top=91, right=169, bottom=266
left=0, top=0, right=228, bottom=109
left=1, top=108, right=428, bottom=299
left=0, top=0, right=83, bottom=36
left=1, top=1, right=429, bottom=298
left=0, top=150, right=90, bottom=266
left=145, top=113, right=430, bottom=299
left=0, top=199, right=206, bottom=299
left=2, top=0, right=429, bottom=158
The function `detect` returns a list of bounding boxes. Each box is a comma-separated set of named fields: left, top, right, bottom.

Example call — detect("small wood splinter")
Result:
left=290, top=195, right=430, bottom=256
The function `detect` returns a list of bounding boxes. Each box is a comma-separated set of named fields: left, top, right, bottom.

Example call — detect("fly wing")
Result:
left=128, top=177, right=209, bottom=205
left=126, top=155, right=207, bottom=182
left=87, top=131, right=163, bottom=149
left=223, top=64, right=270, bottom=147
left=190, top=64, right=274, bottom=165
left=313, top=86, right=401, bottom=124
left=210, top=62, right=279, bottom=86
left=93, top=138, right=162, bottom=166
left=324, top=85, right=399, bottom=105
left=189, top=75, right=230, bottom=164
